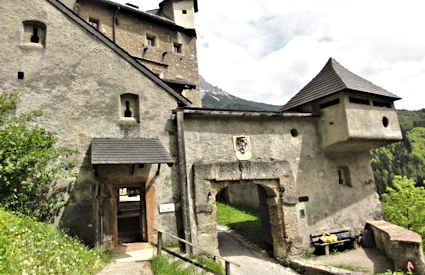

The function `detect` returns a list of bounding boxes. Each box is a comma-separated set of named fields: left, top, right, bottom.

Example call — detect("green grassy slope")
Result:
left=0, top=209, right=109, bottom=275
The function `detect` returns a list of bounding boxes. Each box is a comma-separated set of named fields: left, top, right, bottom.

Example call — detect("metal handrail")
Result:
left=154, top=227, right=240, bottom=275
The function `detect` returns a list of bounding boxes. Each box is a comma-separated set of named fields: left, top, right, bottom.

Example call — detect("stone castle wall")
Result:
left=76, top=0, right=201, bottom=106
left=0, top=0, right=182, bottom=246
left=183, top=115, right=382, bottom=252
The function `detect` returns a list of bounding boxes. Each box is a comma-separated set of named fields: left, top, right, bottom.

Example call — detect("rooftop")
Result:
left=281, top=58, right=401, bottom=111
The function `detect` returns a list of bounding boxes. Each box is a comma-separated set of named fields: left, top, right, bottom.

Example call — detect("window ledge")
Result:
left=19, top=43, right=45, bottom=50
left=119, top=117, right=138, bottom=126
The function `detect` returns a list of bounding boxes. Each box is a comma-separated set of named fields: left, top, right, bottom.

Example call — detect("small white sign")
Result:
left=159, top=203, right=176, bottom=213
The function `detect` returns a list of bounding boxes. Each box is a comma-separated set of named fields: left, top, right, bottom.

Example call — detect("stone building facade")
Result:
left=0, top=0, right=403, bottom=260
left=65, top=0, right=201, bottom=106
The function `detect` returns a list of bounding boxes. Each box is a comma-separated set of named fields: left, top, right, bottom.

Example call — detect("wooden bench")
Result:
left=310, top=228, right=359, bottom=255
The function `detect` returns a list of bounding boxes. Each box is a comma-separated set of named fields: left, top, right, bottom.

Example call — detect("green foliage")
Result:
left=151, top=255, right=208, bottom=275
left=0, top=208, right=110, bottom=274
left=371, top=110, right=425, bottom=194
left=216, top=202, right=263, bottom=248
left=381, top=176, right=425, bottom=246
left=0, top=93, right=77, bottom=221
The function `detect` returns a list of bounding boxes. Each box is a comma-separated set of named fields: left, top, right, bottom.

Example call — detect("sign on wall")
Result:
left=159, top=203, right=176, bottom=213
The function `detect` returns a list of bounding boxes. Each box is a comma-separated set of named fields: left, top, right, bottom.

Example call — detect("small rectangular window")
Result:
left=146, top=35, right=156, bottom=47
left=338, top=166, right=352, bottom=187
left=349, top=97, right=370, bottom=105
left=320, top=98, right=340, bottom=109
left=182, top=10, right=188, bottom=14
left=18, top=72, right=24, bottom=80
left=173, top=43, right=182, bottom=53
left=89, top=17, right=99, bottom=29
left=373, top=101, right=392, bottom=108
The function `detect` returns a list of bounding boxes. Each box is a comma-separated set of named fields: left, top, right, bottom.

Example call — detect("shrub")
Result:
left=0, top=93, right=76, bottom=221
left=381, top=176, right=425, bottom=246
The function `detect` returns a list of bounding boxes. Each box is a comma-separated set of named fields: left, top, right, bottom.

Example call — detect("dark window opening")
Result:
left=18, top=72, right=24, bottom=80
left=382, top=117, right=389, bottom=128
left=182, top=9, right=188, bottom=14
left=89, top=17, right=99, bottom=29
left=349, top=97, right=370, bottom=105
left=174, top=43, right=182, bottom=53
left=124, top=101, right=132, bottom=117
left=146, top=35, right=156, bottom=47
left=373, top=101, right=392, bottom=108
left=23, top=21, right=46, bottom=47
left=338, top=166, right=351, bottom=187
left=30, top=27, right=40, bottom=43
left=290, top=128, right=299, bottom=137
left=320, top=98, right=340, bottom=109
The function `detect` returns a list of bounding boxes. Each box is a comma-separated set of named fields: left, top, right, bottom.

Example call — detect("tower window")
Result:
left=23, top=21, right=46, bottom=47
left=338, top=166, right=352, bottom=187
left=173, top=43, right=182, bottom=54
left=89, top=17, right=99, bottom=29
left=182, top=10, right=188, bottom=14
left=18, top=72, right=24, bottom=80
left=146, top=35, right=156, bottom=47
left=120, top=93, right=140, bottom=122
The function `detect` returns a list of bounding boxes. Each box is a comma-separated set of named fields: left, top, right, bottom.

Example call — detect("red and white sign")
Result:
left=405, top=260, right=416, bottom=271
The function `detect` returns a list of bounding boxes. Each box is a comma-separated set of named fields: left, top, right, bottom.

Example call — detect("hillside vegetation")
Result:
left=0, top=208, right=109, bottom=275
left=371, top=109, right=425, bottom=194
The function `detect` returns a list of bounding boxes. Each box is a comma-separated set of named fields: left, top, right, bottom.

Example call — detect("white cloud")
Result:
left=115, top=0, right=425, bottom=110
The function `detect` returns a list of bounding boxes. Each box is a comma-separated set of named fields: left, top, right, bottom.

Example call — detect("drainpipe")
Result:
left=176, top=111, right=192, bottom=253
left=113, top=7, right=120, bottom=43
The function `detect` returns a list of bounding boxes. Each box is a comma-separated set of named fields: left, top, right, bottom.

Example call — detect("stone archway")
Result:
left=191, top=161, right=298, bottom=261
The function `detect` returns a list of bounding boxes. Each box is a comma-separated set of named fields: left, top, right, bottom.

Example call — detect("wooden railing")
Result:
left=155, top=228, right=240, bottom=275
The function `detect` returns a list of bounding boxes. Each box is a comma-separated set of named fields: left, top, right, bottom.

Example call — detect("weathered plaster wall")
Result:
left=0, top=0, right=181, bottom=246
left=226, top=183, right=260, bottom=209
left=76, top=0, right=201, bottom=106
left=183, top=115, right=382, bottom=252
left=172, top=1, right=196, bottom=29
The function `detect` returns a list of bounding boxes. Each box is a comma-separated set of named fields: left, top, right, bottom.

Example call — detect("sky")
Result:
left=115, top=0, right=425, bottom=110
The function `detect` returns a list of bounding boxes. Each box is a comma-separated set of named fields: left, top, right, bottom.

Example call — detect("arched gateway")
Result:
left=190, top=160, right=299, bottom=260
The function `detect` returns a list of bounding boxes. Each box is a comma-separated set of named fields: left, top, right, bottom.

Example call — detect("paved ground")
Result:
left=304, top=246, right=393, bottom=274
left=98, top=261, right=153, bottom=275
left=97, top=242, right=155, bottom=275
left=217, top=227, right=298, bottom=275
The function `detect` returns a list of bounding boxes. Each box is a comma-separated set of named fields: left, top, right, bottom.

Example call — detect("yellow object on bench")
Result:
left=320, top=232, right=338, bottom=243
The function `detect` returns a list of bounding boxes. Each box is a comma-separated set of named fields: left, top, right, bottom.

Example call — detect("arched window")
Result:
left=23, top=21, right=46, bottom=47
left=120, top=93, right=140, bottom=122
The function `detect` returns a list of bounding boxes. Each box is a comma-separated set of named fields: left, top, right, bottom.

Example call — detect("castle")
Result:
left=0, top=0, right=402, bottom=259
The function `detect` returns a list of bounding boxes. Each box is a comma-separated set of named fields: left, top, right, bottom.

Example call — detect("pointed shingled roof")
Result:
left=280, top=58, right=401, bottom=111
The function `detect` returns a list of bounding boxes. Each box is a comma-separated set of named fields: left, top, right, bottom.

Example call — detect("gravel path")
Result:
left=218, top=228, right=298, bottom=275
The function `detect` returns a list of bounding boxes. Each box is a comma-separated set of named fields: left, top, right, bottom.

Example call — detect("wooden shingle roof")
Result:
left=91, top=138, right=174, bottom=164
left=281, top=58, right=401, bottom=111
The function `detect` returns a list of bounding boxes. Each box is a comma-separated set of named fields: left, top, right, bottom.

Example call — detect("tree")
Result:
left=0, top=93, right=76, bottom=221
left=381, top=176, right=425, bottom=244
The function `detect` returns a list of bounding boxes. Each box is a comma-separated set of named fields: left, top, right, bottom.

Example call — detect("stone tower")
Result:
left=281, top=58, right=402, bottom=153
left=159, top=0, right=198, bottom=29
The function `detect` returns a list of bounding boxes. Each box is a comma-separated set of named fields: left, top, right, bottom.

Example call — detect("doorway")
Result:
left=117, top=185, right=147, bottom=243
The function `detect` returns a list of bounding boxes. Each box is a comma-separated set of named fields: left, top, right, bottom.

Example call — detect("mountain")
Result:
left=200, top=76, right=280, bottom=111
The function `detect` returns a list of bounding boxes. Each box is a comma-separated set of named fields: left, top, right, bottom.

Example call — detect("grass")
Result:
left=151, top=255, right=224, bottom=275
left=0, top=208, right=110, bottom=274
left=216, top=202, right=263, bottom=247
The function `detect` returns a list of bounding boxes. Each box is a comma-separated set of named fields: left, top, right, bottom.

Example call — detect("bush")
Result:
left=0, top=93, right=76, bottom=221
left=381, top=176, right=425, bottom=246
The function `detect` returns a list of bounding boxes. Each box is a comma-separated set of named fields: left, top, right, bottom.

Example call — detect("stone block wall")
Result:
left=366, top=220, right=425, bottom=274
